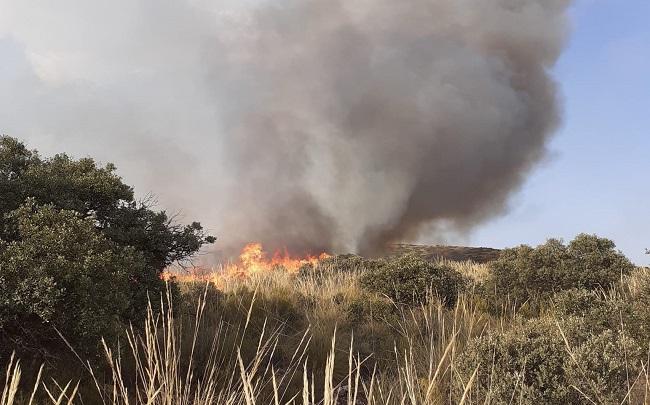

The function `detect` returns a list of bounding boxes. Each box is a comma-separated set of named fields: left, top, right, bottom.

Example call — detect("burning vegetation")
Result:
left=161, top=242, right=331, bottom=287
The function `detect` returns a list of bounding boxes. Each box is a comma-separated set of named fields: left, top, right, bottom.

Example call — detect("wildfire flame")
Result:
left=161, top=242, right=330, bottom=287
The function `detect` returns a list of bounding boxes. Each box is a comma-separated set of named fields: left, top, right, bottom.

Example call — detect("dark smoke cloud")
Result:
left=0, top=0, right=571, bottom=256
left=215, top=0, right=571, bottom=255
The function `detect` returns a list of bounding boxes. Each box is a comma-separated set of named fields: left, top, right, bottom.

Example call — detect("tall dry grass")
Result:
left=2, top=259, right=489, bottom=404
left=3, top=259, right=648, bottom=404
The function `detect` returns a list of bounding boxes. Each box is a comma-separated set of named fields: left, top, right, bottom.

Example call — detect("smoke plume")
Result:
left=0, top=0, right=571, bottom=256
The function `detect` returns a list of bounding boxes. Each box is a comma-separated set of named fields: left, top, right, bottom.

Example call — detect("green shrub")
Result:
left=346, top=293, right=396, bottom=323
left=0, top=202, right=151, bottom=360
left=457, top=317, right=572, bottom=404
left=0, top=136, right=214, bottom=279
left=621, top=269, right=650, bottom=343
left=0, top=137, right=215, bottom=362
left=484, top=234, right=634, bottom=312
left=456, top=315, right=644, bottom=405
left=551, top=288, right=605, bottom=317
left=359, top=254, right=465, bottom=307
left=551, top=289, right=634, bottom=338
left=566, top=330, right=643, bottom=405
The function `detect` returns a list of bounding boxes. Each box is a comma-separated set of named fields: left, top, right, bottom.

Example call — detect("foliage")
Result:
left=457, top=317, right=572, bottom=404
left=0, top=136, right=215, bottom=361
left=619, top=268, right=650, bottom=342
left=345, top=292, right=396, bottom=324
left=0, top=137, right=40, bottom=218
left=484, top=234, right=634, bottom=312
left=456, top=315, right=644, bottom=405
left=359, top=254, right=466, bottom=307
left=0, top=202, right=149, bottom=359
left=550, top=289, right=637, bottom=340
left=0, top=136, right=215, bottom=270
left=566, top=330, right=644, bottom=405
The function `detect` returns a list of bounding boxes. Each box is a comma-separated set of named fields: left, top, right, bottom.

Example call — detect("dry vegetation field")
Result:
left=3, top=242, right=650, bottom=405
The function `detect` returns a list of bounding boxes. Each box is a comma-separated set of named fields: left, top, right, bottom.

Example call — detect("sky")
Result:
left=467, top=0, right=650, bottom=263
left=0, top=0, right=648, bottom=263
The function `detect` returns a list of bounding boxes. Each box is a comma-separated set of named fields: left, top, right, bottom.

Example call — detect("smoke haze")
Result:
left=0, top=0, right=571, bottom=256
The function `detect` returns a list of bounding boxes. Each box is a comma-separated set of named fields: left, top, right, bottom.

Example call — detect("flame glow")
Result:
left=161, top=242, right=330, bottom=287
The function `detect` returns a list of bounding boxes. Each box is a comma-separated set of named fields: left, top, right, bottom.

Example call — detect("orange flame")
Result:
left=228, top=242, right=329, bottom=275
left=160, top=242, right=330, bottom=287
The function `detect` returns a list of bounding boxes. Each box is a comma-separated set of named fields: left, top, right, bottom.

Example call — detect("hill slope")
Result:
left=389, top=244, right=501, bottom=263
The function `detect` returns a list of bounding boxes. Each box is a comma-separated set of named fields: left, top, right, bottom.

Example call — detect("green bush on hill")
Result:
left=550, top=276, right=650, bottom=344
left=566, top=329, right=643, bottom=404
left=359, top=254, right=466, bottom=307
left=0, top=136, right=215, bottom=271
left=551, top=289, right=633, bottom=338
left=457, top=317, right=571, bottom=404
left=300, top=253, right=384, bottom=277
left=484, top=234, right=634, bottom=312
left=456, top=316, right=644, bottom=405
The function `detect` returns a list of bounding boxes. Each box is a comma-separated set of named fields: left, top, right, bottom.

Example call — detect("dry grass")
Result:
left=625, top=267, right=650, bottom=297
left=1, top=292, right=484, bottom=404
left=443, top=260, right=490, bottom=285
left=3, top=259, right=649, bottom=404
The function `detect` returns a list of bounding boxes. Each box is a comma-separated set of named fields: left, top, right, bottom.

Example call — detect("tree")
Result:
left=0, top=136, right=215, bottom=270
left=0, top=202, right=145, bottom=358
left=0, top=136, right=215, bottom=360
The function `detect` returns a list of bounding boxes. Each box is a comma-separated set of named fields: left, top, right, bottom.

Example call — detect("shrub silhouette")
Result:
left=359, top=254, right=465, bottom=307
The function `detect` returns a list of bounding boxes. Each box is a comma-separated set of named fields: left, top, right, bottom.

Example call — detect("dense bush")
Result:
left=566, top=330, right=644, bottom=404
left=456, top=316, right=644, bottom=404
left=551, top=289, right=634, bottom=338
left=0, top=136, right=215, bottom=362
left=0, top=202, right=149, bottom=359
left=457, top=317, right=571, bottom=404
left=359, top=254, right=465, bottom=307
left=484, top=234, right=634, bottom=312
left=0, top=136, right=215, bottom=271
left=346, top=293, right=396, bottom=323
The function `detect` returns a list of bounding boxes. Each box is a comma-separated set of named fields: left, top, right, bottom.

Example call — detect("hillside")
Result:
left=389, top=244, right=501, bottom=263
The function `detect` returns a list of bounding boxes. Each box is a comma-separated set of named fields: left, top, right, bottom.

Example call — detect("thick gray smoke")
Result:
left=215, top=0, right=571, bottom=255
left=0, top=0, right=571, bottom=256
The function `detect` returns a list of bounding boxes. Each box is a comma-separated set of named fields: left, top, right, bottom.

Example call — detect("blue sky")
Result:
left=468, top=0, right=650, bottom=263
